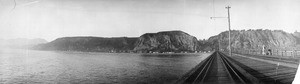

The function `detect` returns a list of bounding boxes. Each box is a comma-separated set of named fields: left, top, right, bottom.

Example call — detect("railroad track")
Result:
left=177, top=51, right=258, bottom=84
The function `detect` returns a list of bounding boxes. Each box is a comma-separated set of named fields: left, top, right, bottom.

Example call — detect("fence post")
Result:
left=285, top=50, right=287, bottom=57
left=250, top=50, right=251, bottom=55
left=295, top=50, right=298, bottom=56
left=248, top=50, right=250, bottom=55
left=293, top=50, right=295, bottom=58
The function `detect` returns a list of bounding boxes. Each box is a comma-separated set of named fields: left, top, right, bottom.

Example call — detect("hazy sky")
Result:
left=0, top=0, right=299, bottom=41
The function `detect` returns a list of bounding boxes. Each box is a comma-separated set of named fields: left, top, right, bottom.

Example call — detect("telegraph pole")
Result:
left=219, top=34, right=222, bottom=51
left=210, top=6, right=232, bottom=56
left=226, top=6, right=232, bottom=56
left=219, top=34, right=221, bottom=51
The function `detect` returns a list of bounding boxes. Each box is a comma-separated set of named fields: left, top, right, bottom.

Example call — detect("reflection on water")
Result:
left=0, top=48, right=211, bottom=84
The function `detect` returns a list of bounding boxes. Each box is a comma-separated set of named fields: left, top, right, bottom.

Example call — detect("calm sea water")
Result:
left=0, top=48, right=211, bottom=84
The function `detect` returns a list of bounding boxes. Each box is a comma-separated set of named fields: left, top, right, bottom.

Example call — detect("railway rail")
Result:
left=177, top=51, right=259, bottom=84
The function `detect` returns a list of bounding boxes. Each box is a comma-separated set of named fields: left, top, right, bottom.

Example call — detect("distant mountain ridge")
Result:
left=34, top=31, right=199, bottom=52
left=33, top=29, right=300, bottom=53
left=0, top=38, right=47, bottom=48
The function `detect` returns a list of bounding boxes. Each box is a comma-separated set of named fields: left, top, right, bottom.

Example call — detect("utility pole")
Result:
left=219, top=34, right=220, bottom=51
left=218, top=34, right=222, bottom=51
left=210, top=6, right=232, bottom=56
left=226, top=6, right=232, bottom=56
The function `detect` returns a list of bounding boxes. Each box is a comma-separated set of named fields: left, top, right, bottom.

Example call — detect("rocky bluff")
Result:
left=133, top=31, right=199, bottom=53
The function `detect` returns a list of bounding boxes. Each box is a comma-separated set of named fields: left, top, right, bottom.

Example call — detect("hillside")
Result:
left=205, top=29, right=300, bottom=51
left=33, top=37, right=138, bottom=52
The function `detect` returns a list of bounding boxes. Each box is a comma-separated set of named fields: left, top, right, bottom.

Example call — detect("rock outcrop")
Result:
left=133, top=31, right=199, bottom=53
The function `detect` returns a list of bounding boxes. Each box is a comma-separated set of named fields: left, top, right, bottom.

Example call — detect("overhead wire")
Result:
left=212, top=0, right=216, bottom=29
left=212, top=0, right=215, bottom=17
left=10, top=0, right=16, bottom=12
